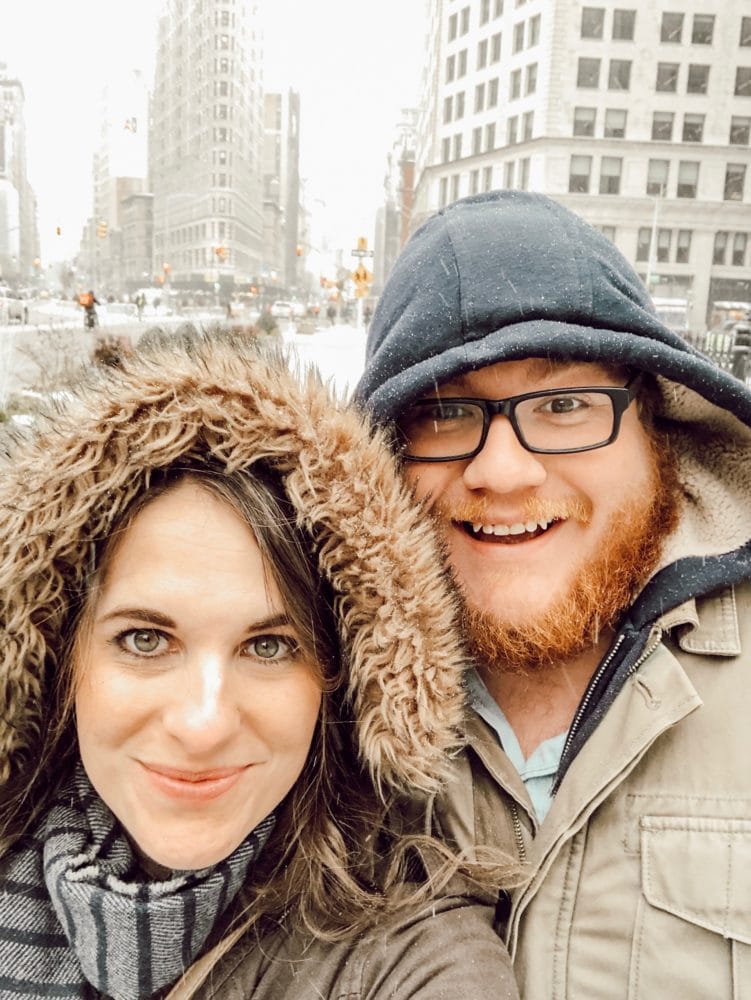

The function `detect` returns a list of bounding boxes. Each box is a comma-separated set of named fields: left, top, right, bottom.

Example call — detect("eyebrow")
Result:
left=97, top=608, right=293, bottom=632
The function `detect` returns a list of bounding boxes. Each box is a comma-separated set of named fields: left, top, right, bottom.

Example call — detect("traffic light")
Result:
left=96, top=220, right=108, bottom=238
left=357, top=236, right=368, bottom=252
left=55, top=226, right=62, bottom=236
left=214, top=246, right=228, bottom=261
left=296, top=244, right=303, bottom=257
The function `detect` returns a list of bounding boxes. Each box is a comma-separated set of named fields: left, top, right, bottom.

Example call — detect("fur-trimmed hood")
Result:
left=0, top=332, right=466, bottom=802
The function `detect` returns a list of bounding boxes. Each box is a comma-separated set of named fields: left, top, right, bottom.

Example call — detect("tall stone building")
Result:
left=375, top=108, right=417, bottom=293
left=262, top=89, right=301, bottom=295
left=0, top=64, right=38, bottom=285
left=150, top=0, right=265, bottom=295
left=414, top=0, right=751, bottom=331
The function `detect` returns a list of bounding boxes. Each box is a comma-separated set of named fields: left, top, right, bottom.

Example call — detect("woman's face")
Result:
left=75, top=481, right=322, bottom=871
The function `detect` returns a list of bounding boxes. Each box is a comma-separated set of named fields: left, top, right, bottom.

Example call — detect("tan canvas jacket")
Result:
left=429, top=373, right=751, bottom=999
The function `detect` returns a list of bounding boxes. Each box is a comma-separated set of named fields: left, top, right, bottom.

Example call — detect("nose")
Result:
left=462, top=415, right=547, bottom=493
left=162, top=652, right=240, bottom=754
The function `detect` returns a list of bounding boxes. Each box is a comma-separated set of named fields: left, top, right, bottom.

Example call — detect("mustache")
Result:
left=431, top=495, right=592, bottom=525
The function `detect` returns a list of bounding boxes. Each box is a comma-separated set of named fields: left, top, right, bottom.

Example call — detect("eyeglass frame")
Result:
left=397, top=377, right=639, bottom=462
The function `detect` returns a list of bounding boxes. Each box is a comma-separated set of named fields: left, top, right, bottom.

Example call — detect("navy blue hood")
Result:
left=355, top=190, right=751, bottom=429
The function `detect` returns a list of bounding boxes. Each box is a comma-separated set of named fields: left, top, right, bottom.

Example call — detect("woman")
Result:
left=0, top=332, right=518, bottom=999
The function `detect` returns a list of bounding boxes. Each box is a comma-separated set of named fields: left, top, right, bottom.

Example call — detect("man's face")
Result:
left=402, top=359, right=678, bottom=668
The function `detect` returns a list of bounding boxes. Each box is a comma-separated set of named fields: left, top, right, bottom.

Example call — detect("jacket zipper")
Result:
left=559, top=632, right=626, bottom=764
left=624, top=625, right=663, bottom=680
left=511, top=802, right=527, bottom=862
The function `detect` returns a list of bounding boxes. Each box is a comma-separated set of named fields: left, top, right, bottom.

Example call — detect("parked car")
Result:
left=0, top=291, right=27, bottom=324
left=290, top=300, right=306, bottom=319
left=270, top=300, right=293, bottom=318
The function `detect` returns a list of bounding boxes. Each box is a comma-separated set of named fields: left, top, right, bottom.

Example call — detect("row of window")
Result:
left=443, top=60, right=538, bottom=121
left=635, top=227, right=693, bottom=264
left=573, top=107, right=751, bottom=146
left=577, top=57, right=751, bottom=97
left=713, top=231, right=751, bottom=267
left=441, top=111, right=535, bottom=161
left=445, top=14, right=540, bottom=82
left=449, top=1, right=503, bottom=41
left=569, top=155, right=747, bottom=202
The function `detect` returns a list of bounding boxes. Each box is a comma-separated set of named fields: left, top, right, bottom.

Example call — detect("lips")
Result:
left=140, top=762, right=248, bottom=802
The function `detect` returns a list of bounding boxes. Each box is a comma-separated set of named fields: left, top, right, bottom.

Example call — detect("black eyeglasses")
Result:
left=395, top=380, right=638, bottom=462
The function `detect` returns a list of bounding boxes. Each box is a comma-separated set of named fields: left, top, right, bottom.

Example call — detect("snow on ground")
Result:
left=280, top=322, right=367, bottom=400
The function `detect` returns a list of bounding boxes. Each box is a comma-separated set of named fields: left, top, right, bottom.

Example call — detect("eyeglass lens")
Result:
left=398, top=390, right=618, bottom=459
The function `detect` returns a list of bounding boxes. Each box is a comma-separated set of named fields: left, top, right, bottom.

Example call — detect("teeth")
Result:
left=470, top=518, right=554, bottom=535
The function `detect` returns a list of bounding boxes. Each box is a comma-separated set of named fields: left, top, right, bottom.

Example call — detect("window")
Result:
left=480, top=0, right=490, bottom=25
left=440, top=177, right=449, bottom=207
left=453, top=133, right=463, bottom=160
left=725, top=163, right=746, bottom=201
left=491, top=31, right=502, bottom=61
left=522, top=110, right=534, bottom=140
left=652, top=111, right=674, bottom=140
left=613, top=9, right=636, bottom=41
left=460, top=6, right=470, bottom=34
left=511, top=68, right=522, bottom=98
left=656, top=63, right=679, bottom=92
left=448, top=13, right=458, bottom=41
left=687, top=64, right=709, bottom=94
left=599, top=156, right=622, bottom=194
left=443, top=96, right=453, bottom=124
left=504, top=161, right=515, bottom=188
left=445, top=55, right=455, bottom=82
left=636, top=227, right=651, bottom=262
left=604, top=108, right=627, bottom=137
left=451, top=174, right=460, bottom=200
left=458, top=49, right=468, bottom=76
left=507, top=115, right=518, bottom=144
left=525, top=63, right=538, bottom=94
left=733, top=233, right=748, bottom=266
left=677, top=161, right=699, bottom=198
left=598, top=225, right=616, bottom=242
left=578, top=57, right=601, bottom=88
left=569, top=154, right=592, bottom=192
left=609, top=60, right=631, bottom=90
left=656, top=229, right=672, bottom=263
left=736, top=68, right=751, bottom=97
left=477, top=38, right=488, bottom=68
left=660, top=12, right=683, bottom=43
left=581, top=7, right=604, bottom=39
left=731, top=116, right=751, bottom=144
left=472, top=126, right=482, bottom=154
left=676, top=230, right=692, bottom=263
left=683, top=114, right=705, bottom=142
left=486, top=123, right=496, bottom=150
left=519, top=157, right=530, bottom=190
left=742, top=17, right=751, bottom=47
left=470, top=168, right=480, bottom=195
left=513, top=21, right=525, bottom=52
left=713, top=231, right=728, bottom=264
left=691, top=14, right=714, bottom=45
left=488, top=78, right=499, bottom=106
left=483, top=165, right=494, bottom=190
left=442, top=137, right=451, bottom=163
left=455, top=91, right=465, bottom=119
left=574, top=106, right=596, bottom=136
left=475, top=83, right=486, bottom=112
left=529, top=14, right=541, bottom=46
left=494, top=0, right=503, bottom=16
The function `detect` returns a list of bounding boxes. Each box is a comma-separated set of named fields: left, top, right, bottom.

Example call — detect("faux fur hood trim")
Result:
left=0, top=333, right=467, bottom=798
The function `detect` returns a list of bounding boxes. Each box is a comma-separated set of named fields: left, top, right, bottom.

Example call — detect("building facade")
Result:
left=262, top=89, right=301, bottom=295
left=150, top=0, right=265, bottom=294
left=414, top=0, right=751, bottom=331
left=375, top=108, right=418, bottom=293
left=0, top=64, right=39, bottom=285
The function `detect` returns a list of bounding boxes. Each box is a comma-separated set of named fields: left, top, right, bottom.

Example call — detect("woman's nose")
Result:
left=162, top=654, right=240, bottom=753
left=462, top=415, right=547, bottom=493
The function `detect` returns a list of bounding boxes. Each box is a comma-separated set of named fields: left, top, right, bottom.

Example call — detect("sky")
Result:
left=2, top=0, right=426, bottom=263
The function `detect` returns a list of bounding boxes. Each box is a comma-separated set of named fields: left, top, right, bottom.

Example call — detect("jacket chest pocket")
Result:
left=629, top=816, right=751, bottom=1000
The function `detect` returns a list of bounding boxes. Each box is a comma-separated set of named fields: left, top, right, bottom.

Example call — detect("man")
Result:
left=355, top=191, right=751, bottom=999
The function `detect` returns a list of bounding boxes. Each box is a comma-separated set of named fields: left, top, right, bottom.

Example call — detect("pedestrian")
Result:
left=79, top=289, right=100, bottom=329
left=0, top=330, right=518, bottom=1000
left=355, top=190, right=751, bottom=999
left=326, top=302, right=336, bottom=326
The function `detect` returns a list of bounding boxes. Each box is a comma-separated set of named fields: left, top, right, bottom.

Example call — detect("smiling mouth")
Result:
left=459, top=517, right=561, bottom=543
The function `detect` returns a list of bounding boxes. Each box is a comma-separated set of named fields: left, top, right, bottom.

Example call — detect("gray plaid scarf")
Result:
left=0, top=762, right=275, bottom=999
